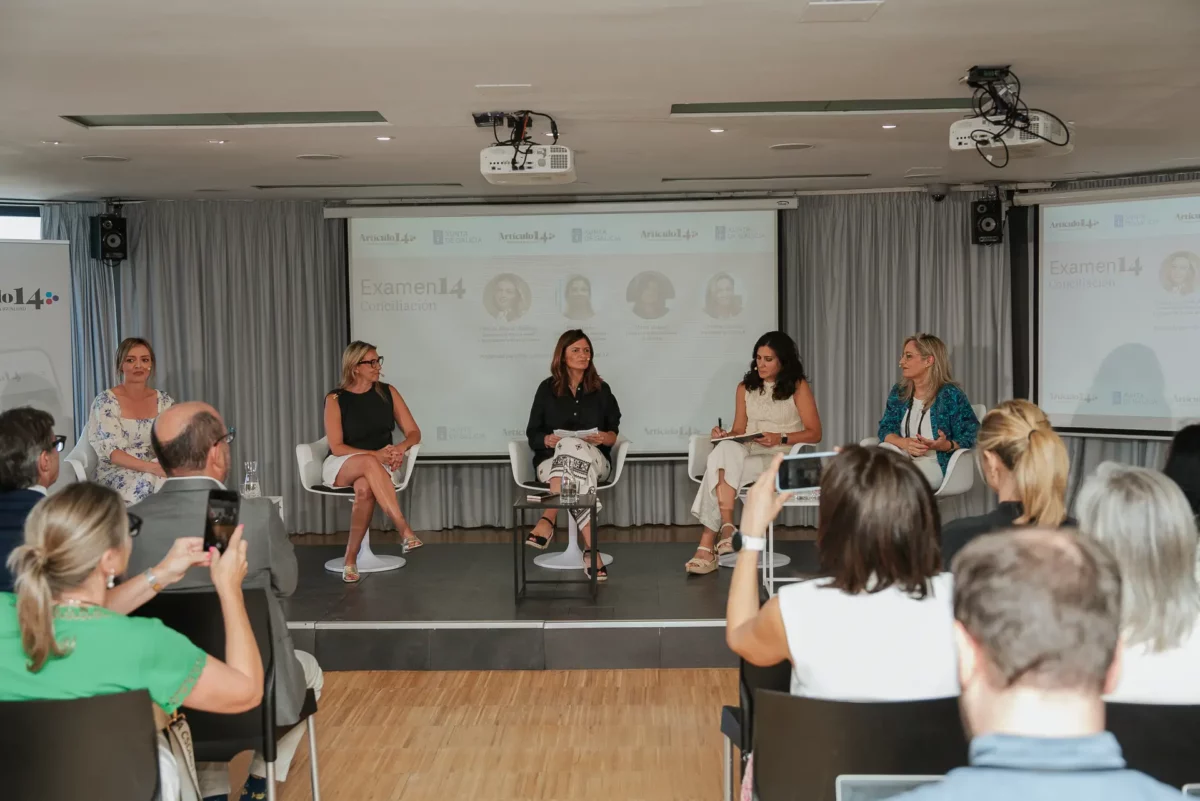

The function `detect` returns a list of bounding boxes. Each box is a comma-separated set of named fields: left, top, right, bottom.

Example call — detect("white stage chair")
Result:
left=687, top=435, right=813, bottom=569
left=508, top=436, right=631, bottom=571
left=295, top=436, right=420, bottom=574
left=860, top=403, right=987, bottom=500
left=62, top=436, right=98, bottom=484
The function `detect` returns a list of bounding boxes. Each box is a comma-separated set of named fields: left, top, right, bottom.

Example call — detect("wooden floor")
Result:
left=266, top=669, right=738, bottom=801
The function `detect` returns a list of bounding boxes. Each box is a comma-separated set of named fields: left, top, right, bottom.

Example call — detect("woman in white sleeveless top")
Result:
left=686, top=331, right=822, bottom=574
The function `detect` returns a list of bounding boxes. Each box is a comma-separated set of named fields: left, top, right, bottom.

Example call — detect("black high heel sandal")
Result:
left=582, top=549, right=608, bottom=582
left=525, top=514, right=556, bottom=549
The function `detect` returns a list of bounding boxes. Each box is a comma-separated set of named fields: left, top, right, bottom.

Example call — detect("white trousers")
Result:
left=197, top=650, right=324, bottom=795
left=690, top=440, right=776, bottom=533
left=878, top=442, right=945, bottom=488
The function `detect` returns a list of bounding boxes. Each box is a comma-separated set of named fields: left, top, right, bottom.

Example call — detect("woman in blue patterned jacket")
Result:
left=877, top=333, right=980, bottom=487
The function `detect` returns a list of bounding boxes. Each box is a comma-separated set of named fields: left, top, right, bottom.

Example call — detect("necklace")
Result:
left=56, top=597, right=99, bottom=608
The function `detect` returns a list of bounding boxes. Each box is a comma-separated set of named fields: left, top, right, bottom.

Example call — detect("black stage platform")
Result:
left=282, top=540, right=819, bottom=671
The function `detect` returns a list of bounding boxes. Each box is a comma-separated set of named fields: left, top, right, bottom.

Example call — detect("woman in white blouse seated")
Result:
left=1075, top=463, right=1200, bottom=703
left=687, top=331, right=821, bottom=575
left=726, top=446, right=957, bottom=700
left=88, top=338, right=174, bottom=505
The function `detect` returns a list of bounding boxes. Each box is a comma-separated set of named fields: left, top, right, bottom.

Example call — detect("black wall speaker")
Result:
left=971, top=199, right=1004, bottom=246
left=89, top=214, right=127, bottom=262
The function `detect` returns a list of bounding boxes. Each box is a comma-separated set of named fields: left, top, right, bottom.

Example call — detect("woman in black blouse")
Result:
left=525, top=329, right=621, bottom=580
left=323, top=341, right=422, bottom=583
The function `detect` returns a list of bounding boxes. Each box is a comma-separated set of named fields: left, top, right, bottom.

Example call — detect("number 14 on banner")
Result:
left=0, top=288, right=61, bottom=309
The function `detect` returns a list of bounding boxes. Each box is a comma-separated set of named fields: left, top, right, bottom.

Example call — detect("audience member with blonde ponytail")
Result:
left=0, top=483, right=266, bottom=795
left=940, top=400, right=1072, bottom=567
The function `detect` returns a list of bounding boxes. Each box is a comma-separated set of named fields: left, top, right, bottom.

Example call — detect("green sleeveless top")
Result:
left=0, top=593, right=207, bottom=713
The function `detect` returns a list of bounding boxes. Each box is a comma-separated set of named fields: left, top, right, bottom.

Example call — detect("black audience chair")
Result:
left=720, top=658, right=792, bottom=801
left=133, top=588, right=321, bottom=801
left=752, top=690, right=968, bottom=801
left=0, top=689, right=160, bottom=801
left=1107, top=701, right=1200, bottom=790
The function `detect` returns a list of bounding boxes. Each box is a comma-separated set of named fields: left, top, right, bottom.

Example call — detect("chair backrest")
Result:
left=63, top=434, right=99, bottom=483
left=0, top=689, right=160, bottom=801
left=737, top=658, right=792, bottom=753
left=603, top=436, right=632, bottom=487
left=508, top=439, right=537, bottom=487
left=753, top=690, right=967, bottom=801
left=131, top=588, right=278, bottom=763
left=971, top=403, right=986, bottom=421
left=687, top=434, right=713, bottom=482
left=1107, top=701, right=1200, bottom=789
left=295, top=437, right=331, bottom=489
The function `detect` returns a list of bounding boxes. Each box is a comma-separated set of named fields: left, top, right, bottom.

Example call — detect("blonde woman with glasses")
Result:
left=876, top=333, right=979, bottom=487
left=940, top=399, right=1073, bottom=566
left=0, top=483, right=264, bottom=798
left=1076, top=463, right=1200, bottom=703
left=323, top=340, right=422, bottom=582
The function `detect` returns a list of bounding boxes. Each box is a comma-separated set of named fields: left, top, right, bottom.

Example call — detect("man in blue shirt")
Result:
left=895, top=528, right=1180, bottom=801
left=0, top=407, right=61, bottom=591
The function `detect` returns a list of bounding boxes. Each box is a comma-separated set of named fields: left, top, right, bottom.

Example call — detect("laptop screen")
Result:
left=835, top=775, right=944, bottom=801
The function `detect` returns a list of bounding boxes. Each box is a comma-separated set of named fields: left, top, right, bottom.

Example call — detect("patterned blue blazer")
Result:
left=877, top=382, right=980, bottom=474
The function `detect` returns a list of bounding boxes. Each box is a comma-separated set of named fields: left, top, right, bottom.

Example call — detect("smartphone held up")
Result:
left=204, top=489, right=240, bottom=554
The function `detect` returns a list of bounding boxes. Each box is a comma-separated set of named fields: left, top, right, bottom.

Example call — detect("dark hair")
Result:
left=0, top=407, right=56, bottom=492
left=550, top=330, right=601, bottom=397
left=1164, top=423, right=1200, bottom=517
left=151, top=410, right=227, bottom=473
left=817, top=446, right=941, bottom=597
left=742, top=331, right=808, bottom=402
left=953, top=529, right=1122, bottom=693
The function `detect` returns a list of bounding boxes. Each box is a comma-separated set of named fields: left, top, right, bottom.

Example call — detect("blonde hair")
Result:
left=1075, top=463, right=1200, bottom=652
left=336, top=340, right=387, bottom=400
left=977, top=400, right=1069, bottom=527
left=899, top=333, right=954, bottom=401
left=5, top=483, right=128, bottom=672
left=115, top=337, right=156, bottom=381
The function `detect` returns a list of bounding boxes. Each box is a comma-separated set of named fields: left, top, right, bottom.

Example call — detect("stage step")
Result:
left=287, top=619, right=735, bottom=671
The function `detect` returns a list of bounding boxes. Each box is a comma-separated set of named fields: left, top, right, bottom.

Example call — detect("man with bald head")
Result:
left=129, top=401, right=321, bottom=801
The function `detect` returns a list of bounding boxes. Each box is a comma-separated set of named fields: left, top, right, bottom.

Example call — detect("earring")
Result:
left=106, top=572, right=116, bottom=590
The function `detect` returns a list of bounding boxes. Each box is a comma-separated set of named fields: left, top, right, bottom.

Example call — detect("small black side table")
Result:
left=512, top=492, right=600, bottom=600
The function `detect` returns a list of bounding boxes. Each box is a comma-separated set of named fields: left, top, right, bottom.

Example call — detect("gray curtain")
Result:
left=42, top=203, right=123, bottom=431
left=1023, top=170, right=1198, bottom=506
left=54, top=201, right=347, bottom=534
left=778, top=192, right=1011, bottom=525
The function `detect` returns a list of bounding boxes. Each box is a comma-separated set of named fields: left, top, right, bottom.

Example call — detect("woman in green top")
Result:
left=0, top=482, right=264, bottom=718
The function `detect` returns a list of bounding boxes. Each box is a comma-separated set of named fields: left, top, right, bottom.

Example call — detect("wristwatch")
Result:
left=144, top=569, right=164, bottom=594
left=733, top=530, right=767, bottom=552
left=782, top=432, right=789, bottom=446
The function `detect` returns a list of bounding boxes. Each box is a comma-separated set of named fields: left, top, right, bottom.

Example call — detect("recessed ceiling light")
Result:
left=296, top=153, right=342, bottom=161
left=81, top=155, right=130, bottom=162
left=543, top=131, right=557, bottom=137
left=474, top=83, right=533, bottom=89
left=376, top=136, right=393, bottom=141
left=41, top=140, right=61, bottom=145
left=882, top=124, right=897, bottom=129
left=208, top=139, right=227, bottom=144
left=769, top=143, right=815, bottom=151
left=710, top=128, right=725, bottom=134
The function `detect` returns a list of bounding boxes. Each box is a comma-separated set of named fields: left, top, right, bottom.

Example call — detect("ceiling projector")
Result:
left=480, top=144, right=576, bottom=185
left=949, top=112, right=1074, bottom=159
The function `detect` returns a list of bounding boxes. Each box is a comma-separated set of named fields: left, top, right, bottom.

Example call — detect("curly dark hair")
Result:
left=742, top=331, right=808, bottom=401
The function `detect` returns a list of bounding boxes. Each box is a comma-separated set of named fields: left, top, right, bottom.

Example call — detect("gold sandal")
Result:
left=342, top=564, right=360, bottom=583
left=685, top=545, right=718, bottom=575
left=715, top=523, right=737, bottom=556
left=402, top=533, right=424, bottom=552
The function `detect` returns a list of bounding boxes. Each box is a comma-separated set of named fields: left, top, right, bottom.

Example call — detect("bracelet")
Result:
left=144, top=570, right=164, bottom=594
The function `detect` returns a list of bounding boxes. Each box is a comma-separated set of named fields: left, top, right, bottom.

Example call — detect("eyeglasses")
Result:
left=128, top=512, right=143, bottom=538
left=52, top=435, right=66, bottom=453
left=358, top=357, right=384, bottom=368
left=213, top=426, right=236, bottom=448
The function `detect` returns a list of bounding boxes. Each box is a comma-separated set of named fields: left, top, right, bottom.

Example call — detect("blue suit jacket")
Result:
left=0, top=489, right=43, bottom=593
left=877, top=383, right=979, bottom=473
